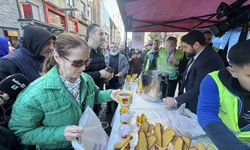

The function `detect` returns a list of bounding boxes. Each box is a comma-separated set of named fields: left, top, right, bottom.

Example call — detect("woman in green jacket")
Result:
left=9, top=33, right=119, bottom=150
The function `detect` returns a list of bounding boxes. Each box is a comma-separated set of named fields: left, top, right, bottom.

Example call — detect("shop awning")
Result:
left=117, top=0, right=250, bottom=32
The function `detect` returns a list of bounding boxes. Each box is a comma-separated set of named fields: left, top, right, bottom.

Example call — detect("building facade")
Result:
left=17, top=0, right=89, bottom=35
left=0, top=0, right=20, bottom=45
left=0, top=0, right=123, bottom=45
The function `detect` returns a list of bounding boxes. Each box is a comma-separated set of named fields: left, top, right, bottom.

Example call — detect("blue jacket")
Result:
left=0, top=37, right=8, bottom=58
left=198, top=69, right=250, bottom=150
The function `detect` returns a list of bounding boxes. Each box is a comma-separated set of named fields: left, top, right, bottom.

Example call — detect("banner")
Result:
left=132, top=32, right=144, bottom=49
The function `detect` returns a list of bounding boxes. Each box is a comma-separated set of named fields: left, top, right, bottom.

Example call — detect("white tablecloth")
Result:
left=107, top=83, right=215, bottom=150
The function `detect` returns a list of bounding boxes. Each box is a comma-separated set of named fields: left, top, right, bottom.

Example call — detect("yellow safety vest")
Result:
left=145, top=48, right=184, bottom=80
left=210, top=71, right=250, bottom=143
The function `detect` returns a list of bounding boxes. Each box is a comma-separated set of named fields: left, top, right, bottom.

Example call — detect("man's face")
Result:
left=204, top=33, right=212, bottom=46
left=181, top=42, right=196, bottom=57
left=100, top=42, right=105, bottom=50
left=8, top=41, right=15, bottom=53
left=228, top=64, right=250, bottom=92
left=39, top=38, right=55, bottom=58
left=105, top=42, right=109, bottom=49
left=147, top=45, right=152, bottom=50
left=119, top=45, right=124, bottom=51
left=90, top=27, right=105, bottom=47
left=165, top=40, right=176, bottom=53
left=153, top=42, right=160, bottom=50
left=109, top=44, right=118, bottom=52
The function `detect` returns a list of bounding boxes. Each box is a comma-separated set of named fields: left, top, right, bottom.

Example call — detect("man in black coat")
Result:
left=163, top=30, right=224, bottom=113
left=85, top=24, right=113, bottom=115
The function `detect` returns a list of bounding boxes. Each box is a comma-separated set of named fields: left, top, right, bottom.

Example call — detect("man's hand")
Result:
left=108, top=73, right=114, bottom=81
left=115, top=72, right=122, bottom=77
left=99, top=69, right=112, bottom=79
left=163, top=97, right=177, bottom=108
left=169, top=57, right=179, bottom=65
left=0, top=91, right=10, bottom=105
left=64, top=125, right=84, bottom=141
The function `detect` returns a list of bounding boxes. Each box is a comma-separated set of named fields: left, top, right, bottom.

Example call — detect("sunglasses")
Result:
left=61, top=55, right=92, bottom=68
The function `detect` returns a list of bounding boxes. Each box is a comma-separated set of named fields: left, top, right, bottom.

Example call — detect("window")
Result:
left=31, top=4, right=41, bottom=20
left=22, top=2, right=40, bottom=20
left=87, top=10, right=91, bottom=21
left=87, top=0, right=93, bottom=6
left=80, top=2, right=86, bottom=19
left=66, top=0, right=74, bottom=7
left=80, top=2, right=85, bottom=13
left=48, top=11, right=64, bottom=27
left=23, top=3, right=32, bottom=18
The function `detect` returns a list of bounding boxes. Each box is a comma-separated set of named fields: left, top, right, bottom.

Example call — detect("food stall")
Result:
left=107, top=74, right=216, bottom=150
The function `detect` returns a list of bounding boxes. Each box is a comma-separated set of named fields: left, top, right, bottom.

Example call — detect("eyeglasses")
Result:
left=61, top=55, right=92, bottom=68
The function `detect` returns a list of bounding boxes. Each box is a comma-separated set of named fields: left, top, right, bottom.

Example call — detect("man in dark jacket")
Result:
left=85, top=24, right=113, bottom=115
left=163, top=30, right=224, bottom=113
left=0, top=25, right=55, bottom=82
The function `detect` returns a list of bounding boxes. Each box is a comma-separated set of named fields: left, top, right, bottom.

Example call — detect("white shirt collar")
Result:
left=193, top=47, right=205, bottom=60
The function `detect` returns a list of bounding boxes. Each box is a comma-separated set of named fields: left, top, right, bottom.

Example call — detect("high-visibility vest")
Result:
left=144, top=48, right=163, bottom=71
left=145, top=48, right=184, bottom=80
left=210, top=71, right=250, bottom=143
left=157, top=49, right=184, bottom=80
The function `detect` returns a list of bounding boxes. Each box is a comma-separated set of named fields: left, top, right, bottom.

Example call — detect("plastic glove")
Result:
left=110, top=89, right=121, bottom=102
left=169, top=72, right=177, bottom=78
left=148, top=53, right=155, bottom=61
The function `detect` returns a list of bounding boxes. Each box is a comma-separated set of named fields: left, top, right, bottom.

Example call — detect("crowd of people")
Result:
left=0, top=23, right=250, bottom=150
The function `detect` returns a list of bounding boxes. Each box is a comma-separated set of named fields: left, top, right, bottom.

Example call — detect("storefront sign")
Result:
left=7, top=30, right=18, bottom=37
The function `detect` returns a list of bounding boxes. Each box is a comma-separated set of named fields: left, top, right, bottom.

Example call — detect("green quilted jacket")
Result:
left=9, top=66, right=112, bottom=149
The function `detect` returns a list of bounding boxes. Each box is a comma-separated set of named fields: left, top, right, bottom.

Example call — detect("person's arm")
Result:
left=0, top=59, right=21, bottom=80
left=84, top=74, right=112, bottom=103
left=9, top=96, right=67, bottom=145
left=197, top=75, right=249, bottom=150
left=142, top=53, right=148, bottom=70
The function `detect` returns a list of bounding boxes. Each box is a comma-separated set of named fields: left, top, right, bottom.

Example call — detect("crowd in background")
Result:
left=0, top=23, right=250, bottom=150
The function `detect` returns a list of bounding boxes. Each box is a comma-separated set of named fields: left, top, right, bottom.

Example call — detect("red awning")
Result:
left=117, top=0, right=250, bottom=32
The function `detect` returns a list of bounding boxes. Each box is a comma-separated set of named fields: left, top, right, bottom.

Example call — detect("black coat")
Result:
left=84, top=48, right=106, bottom=89
left=176, top=46, right=224, bottom=113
